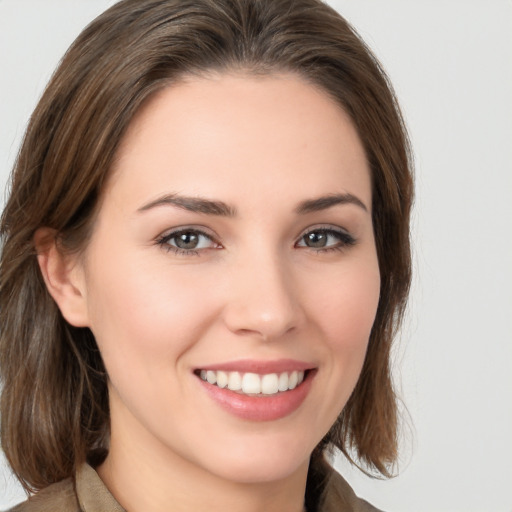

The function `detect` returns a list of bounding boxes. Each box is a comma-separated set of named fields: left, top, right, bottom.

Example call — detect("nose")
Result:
left=222, top=250, right=302, bottom=341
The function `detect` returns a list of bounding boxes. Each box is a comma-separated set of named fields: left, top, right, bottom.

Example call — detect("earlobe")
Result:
left=34, top=228, right=90, bottom=328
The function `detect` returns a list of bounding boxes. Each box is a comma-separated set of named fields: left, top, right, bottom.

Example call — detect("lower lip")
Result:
left=196, top=371, right=315, bottom=421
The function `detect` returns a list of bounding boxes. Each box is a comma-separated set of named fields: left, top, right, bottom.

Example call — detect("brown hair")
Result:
left=0, top=0, right=413, bottom=499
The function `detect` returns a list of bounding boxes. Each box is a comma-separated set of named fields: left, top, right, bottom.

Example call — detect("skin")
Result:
left=40, top=72, right=380, bottom=512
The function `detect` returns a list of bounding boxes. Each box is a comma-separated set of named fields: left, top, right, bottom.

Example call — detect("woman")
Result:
left=0, top=0, right=413, bottom=510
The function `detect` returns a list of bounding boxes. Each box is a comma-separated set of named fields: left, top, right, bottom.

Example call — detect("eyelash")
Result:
left=297, top=226, right=356, bottom=253
left=156, top=226, right=356, bottom=256
left=156, top=228, right=217, bottom=256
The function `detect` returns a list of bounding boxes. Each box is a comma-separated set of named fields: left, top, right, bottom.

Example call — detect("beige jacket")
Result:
left=8, top=464, right=382, bottom=512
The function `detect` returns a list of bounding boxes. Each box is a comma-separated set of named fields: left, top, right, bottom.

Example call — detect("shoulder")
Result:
left=321, top=469, right=384, bottom=512
left=6, top=477, right=80, bottom=512
left=5, top=464, right=124, bottom=512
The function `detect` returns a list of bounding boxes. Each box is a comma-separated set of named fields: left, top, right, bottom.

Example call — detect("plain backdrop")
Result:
left=1, top=1, right=511, bottom=511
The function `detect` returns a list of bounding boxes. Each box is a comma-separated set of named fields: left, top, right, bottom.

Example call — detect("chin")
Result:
left=210, top=457, right=309, bottom=485
left=197, top=434, right=313, bottom=484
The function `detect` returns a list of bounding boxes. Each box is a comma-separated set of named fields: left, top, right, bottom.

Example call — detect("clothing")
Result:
left=8, top=463, right=382, bottom=512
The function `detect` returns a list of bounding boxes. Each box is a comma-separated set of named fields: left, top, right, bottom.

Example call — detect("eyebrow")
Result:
left=138, top=194, right=236, bottom=216
left=137, top=192, right=368, bottom=216
left=295, top=193, right=368, bottom=214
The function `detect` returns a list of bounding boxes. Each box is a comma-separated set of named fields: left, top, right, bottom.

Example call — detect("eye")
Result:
left=157, top=228, right=219, bottom=255
left=296, top=227, right=355, bottom=252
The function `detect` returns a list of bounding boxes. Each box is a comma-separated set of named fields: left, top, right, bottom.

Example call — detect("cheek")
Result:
left=299, top=257, right=380, bottom=434
left=84, top=253, right=221, bottom=374
left=307, top=260, right=380, bottom=354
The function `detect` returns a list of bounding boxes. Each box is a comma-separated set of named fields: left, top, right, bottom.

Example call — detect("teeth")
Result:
left=289, top=370, right=298, bottom=390
left=199, top=369, right=306, bottom=395
left=216, top=371, right=228, bottom=389
left=261, top=373, right=279, bottom=395
left=228, top=371, right=242, bottom=391
left=278, top=372, right=289, bottom=392
left=242, top=373, right=261, bottom=394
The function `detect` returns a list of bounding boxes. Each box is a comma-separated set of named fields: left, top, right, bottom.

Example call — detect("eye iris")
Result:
left=305, top=231, right=327, bottom=248
left=175, top=232, right=199, bottom=249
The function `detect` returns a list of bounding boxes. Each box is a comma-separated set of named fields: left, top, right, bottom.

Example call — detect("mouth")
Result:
left=193, top=362, right=316, bottom=421
left=195, top=369, right=308, bottom=396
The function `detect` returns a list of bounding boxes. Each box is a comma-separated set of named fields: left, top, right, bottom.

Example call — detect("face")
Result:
left=74, top=73, right=380, bottom=484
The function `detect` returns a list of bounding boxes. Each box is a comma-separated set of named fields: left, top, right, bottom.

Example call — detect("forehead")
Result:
left=107, top=72, right=371, bottom=211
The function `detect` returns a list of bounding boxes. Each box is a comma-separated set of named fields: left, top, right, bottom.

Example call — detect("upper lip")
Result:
left=196, top=359, right=315, bottom=374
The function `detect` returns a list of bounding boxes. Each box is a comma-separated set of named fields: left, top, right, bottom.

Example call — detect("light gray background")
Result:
left=1, top=1, right=511, bottom=510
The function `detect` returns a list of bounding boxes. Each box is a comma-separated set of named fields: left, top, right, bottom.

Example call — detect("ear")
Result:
left=34, top=228, right=90, bottom=327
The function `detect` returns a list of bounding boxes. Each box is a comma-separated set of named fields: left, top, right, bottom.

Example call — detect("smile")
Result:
left=195, top=362, right=316, bottom=421
left=198, top=370, right=306, bottom=395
